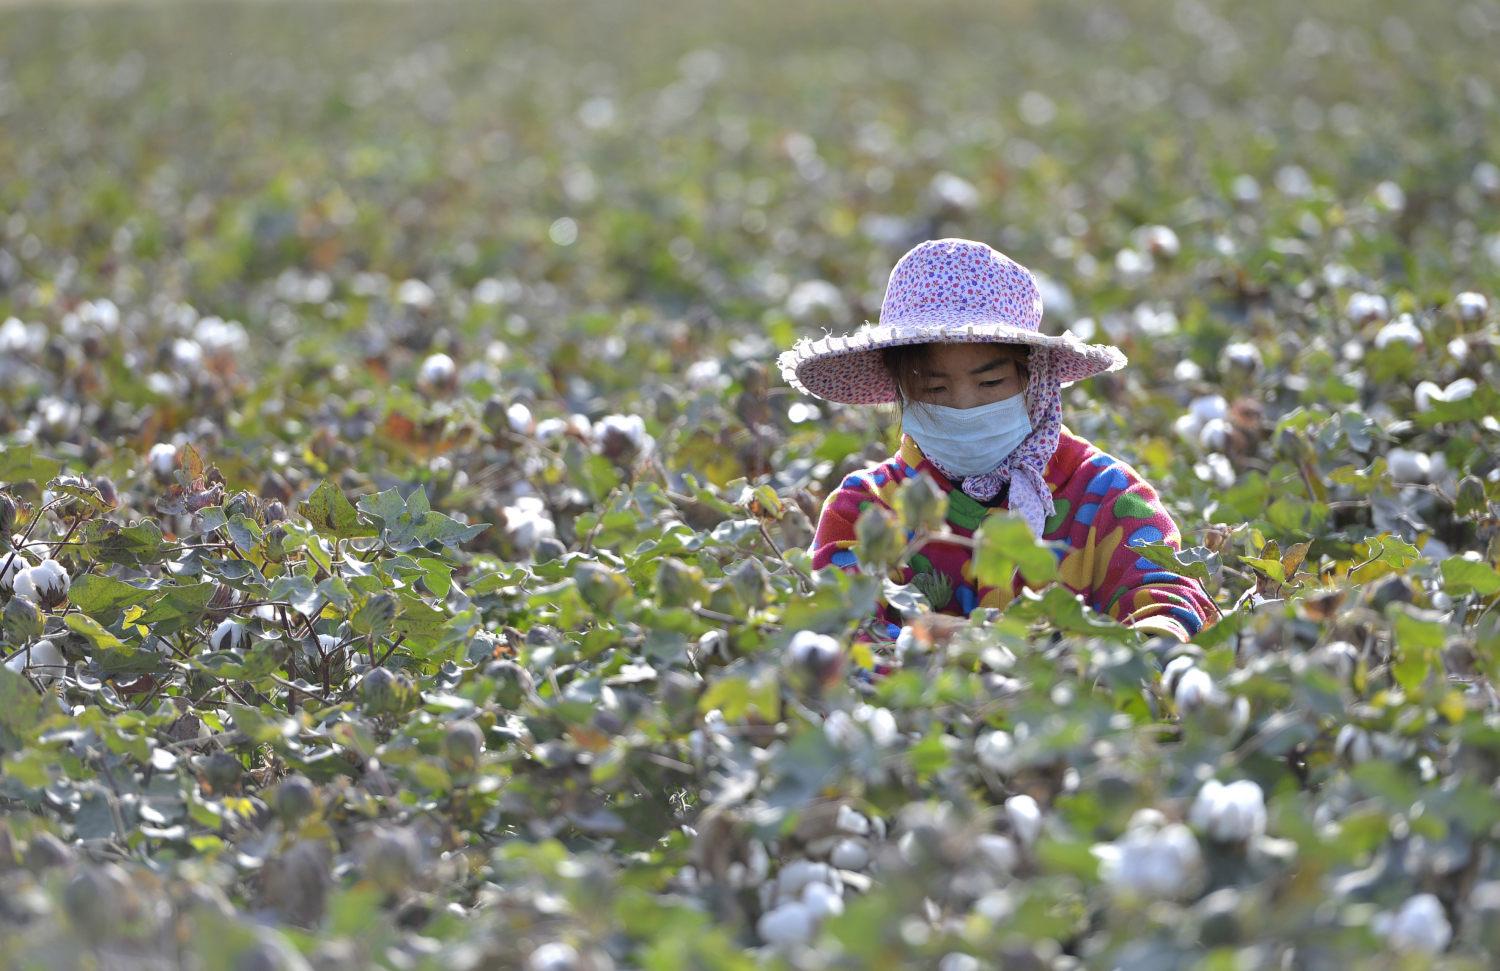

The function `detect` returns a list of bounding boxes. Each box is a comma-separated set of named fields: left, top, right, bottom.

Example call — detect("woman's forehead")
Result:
left=924, top=341, right=1026, bottom=369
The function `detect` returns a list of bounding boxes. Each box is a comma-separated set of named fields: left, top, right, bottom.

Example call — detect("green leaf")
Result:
left=0, top=445, right=62, bottom=484
left=134, top=581, right=217, bottom=635
left=78, top=518, right=167, bottom=568
left=298, top=480, right=373, bottom=539
left=973, top=513, right=1058, bottom=589
left=68, top=574, right=156, bottom=623
left=64, top=613, right=131, bottom=654
left=356, top=486, right=488, bottom=552
left=1131, top=542, right=1219, bottom=582
left=1442, top=556, right=1500, bottom=597
left=0, top=668, right=49, bottom=752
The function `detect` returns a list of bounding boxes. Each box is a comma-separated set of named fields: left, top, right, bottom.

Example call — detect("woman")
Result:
left=776, top=238, right=1217, bottom=673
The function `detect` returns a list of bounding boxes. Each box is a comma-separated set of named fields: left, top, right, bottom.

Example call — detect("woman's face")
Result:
left=909, top=342, right=1028, bottom=410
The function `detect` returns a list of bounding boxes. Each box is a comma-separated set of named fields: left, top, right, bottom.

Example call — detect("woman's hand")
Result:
left=907, top=612, right=972, bottom=647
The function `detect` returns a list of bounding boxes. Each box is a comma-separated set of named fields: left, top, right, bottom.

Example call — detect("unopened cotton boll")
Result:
left=1453, top=291, right=1488, bottom=322
left=1005, top=794, right=1043, bottom=847
left=1377, top=893, right=1452, bottom=955
left=1188, top=779, right=1267, bottom=843
left=417, top=352, right=457, bottom=395
left=210, top=619, right=248, bottom=652
left=5, top=639, right=65, bottom=687
left=12, top=558, right=70, bottom=609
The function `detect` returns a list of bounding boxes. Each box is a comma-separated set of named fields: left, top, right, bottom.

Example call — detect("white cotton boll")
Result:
left=1377, top=893, right=1452, bottom=955
left=417, top=352, right=457, bottom=394
left=1372, top=180, right=1406, bottom=212
left=685, top=359, right=728, bottom=391
left=930, top=172, right=981, bottom=212
left=1374, top=315, right=1423, bottom=349
left=1454, top=291, right=1489, bottom=322
left=194, top=316, right=248, bottom=357
left=1094, top=822, right=1203, bottom=900
left=1005, top=794, right=1043, bottom=847
left=525, top=942, right=580, bottom=971
left=784, top=280, right=847, bottom=324
left=1194, top=453, right=1236, bottom=490
left=533, top=417, right=568, bottom=442
left=1335, top=725, right=1373, bottom=764
left=1386, top=448, right=1432, bottom=484
left=788, top=630, right=840, bottom=671
left=1198, top=418, right=1231, bottom=452
left=396, top=279, right=436, bottom=309
left=1346, top=291, right=1389, bottom=325
left=210, top=619, right=248, bottom=652
left=1114, top=247, right=1152, bottom=284
left=860, top=705, right=898, bottom=748
left=147, top=442, right=178, bottom=477
left=1174, top=413, right=1203, bottom=443
left=830, top=838, right=870, bottom=871
left=506, top=402, right=534, bottom=434
left=1231, top=174, right=1261, bottom=205
left=974, top=729, right=1016, bottom=774
left=1220, top=342, right=1262, bottom=374
left=938, top=954, right=982, bottom=971
left=12, top=558, right=70, bottom=609
left=1173, top=359, right=1203, bottom=383
left=800, top=880, right=845, bottom=920
left=1189, top=394, right=1228, bottom=425
left=592, top=413, right=652, bottom=461
left=5, top=639, right=64, bottom=687
left=823, top=709, right=861, bottom=750
left=1162, top=654, right=1198, bottom=696
left=503, top=495, right=557, bottom=553
left=0, top=550, right=25, bottom=593
left=775, top=859, right=837, bottom=901
left=1141, top=225, right=1180, bottom=261
left=170, top=338, right=204, bottom=370
left=1442, top=378, right=1476, bottom=403
left=757, top=900, right=817, bottom=948
left=836, top=804, right=871, bottom=837
left=1188, top=779, right=1267, bottom=843
left=1413, top=381, right=1443, bottom=413
left=1174, top=667, right=1221, bottom=712
left=976, top=833, right=1019, bottom=874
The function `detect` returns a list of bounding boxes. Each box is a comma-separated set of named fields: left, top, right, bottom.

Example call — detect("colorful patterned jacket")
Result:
left=810, top=427, right=1217, bottom=659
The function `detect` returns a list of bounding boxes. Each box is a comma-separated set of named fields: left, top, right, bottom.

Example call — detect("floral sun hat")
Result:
left=775, top=237, right=1126, bottom=406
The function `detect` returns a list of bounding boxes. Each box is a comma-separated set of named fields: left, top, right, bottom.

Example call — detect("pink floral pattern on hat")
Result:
left=776, top=238, right=1126, bottom=405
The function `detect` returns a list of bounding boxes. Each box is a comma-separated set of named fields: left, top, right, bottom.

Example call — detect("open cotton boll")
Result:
left=1345, top=291, right=1388, bottom=325
left=1453, top=291, right=1489, bottom=322
left=502, top=496, right=556, bottom=553
left=0, top=550, right=26, bottom=593
left=1093, top=821, right=1203, bottom=900
left=525, top=942, right=581, bottom=971
left=12, top=558, right=70, bottom=609
left=5, top=639, right=65, bottom=687
left=1335, top=724, right=1374, bottom=764
left=1174, top=667, right=1222, bottom=711
left=756, top=900, right=817, bottom=948
left=148, top=442, right=178, bottom=477
left=1198, top=418, right=1231, bottom=452
left=1188, top=779, right=1267, bottom=842
left=1386, top=448, right=1432, bottom=484
left=1375, top=893, right=1452, bottom=955
left=1373, top=315, right=1423, bottom=349
left=1005, top=794, right=1043, bottom=847
left=974, top=729, right=1016, bottom=774
left=210, top=619, right=248, bottom=652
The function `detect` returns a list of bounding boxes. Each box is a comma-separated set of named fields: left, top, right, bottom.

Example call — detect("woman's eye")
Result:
left=923, top=386, right=946, bottom=394
left=980, top=379, right=1007, bottom=388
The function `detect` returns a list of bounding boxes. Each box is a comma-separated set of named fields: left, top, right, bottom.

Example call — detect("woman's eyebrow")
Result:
left=923, top=356, right=1017, bottom=380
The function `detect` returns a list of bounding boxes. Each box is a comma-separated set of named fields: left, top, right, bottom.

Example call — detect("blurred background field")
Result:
left=1, top=0, right=1499, bottom=968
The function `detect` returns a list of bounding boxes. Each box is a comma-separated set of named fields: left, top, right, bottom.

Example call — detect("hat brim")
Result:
left=776, top=321, right=1127, bottom=405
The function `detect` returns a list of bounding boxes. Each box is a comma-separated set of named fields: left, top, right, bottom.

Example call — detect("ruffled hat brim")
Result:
left=776, top=319, right=1127, bottom=405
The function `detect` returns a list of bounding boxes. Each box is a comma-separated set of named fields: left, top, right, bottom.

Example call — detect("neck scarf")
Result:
left=902, top=346, right=1062, bottom=538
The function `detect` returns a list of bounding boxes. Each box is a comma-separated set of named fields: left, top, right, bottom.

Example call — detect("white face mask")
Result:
left=900, top=394, right=1032, bottom=478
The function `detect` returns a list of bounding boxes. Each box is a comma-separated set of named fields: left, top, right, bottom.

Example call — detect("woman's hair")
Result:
left=880, top=341, right=1031, bottom=416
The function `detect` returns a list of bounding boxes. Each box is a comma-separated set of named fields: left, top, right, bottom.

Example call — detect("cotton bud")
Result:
left=573, top=561, right=628, bottom=614
left=854, top=503, right=904, bottom=567
left=1188, top=779, right=1267, bottom=843
left=443, top=719, right=484, bottom=774
left=1005, top=794, right=1043, bottom=847
left=12, top=558, right=69, bottom=609
left=1374, top=315, right=1423, bottom=349
left=360, top=666, right=415, bottom=717
left=787, top=630, right=843, bottom=688
left=64, top=862, right=134, bottom=942
left=273, top=774, right=319, bottom=825
left=5, top=638, right=65, bottom=687
left=1456, top=476, right=1488, bottom=519
left=362, top=826, right=421, bottom=895
left=148, top=442, right=178, bottom=478
left=1141, top=225, right=1180, bottom=261
left=210, top=619, right=248, bottom=652
left=416, top=352, right=458, bottom=396
left=1334, top=725, right=1373, bottom=764
left=1376, top=893, right=1452, bottom=955
left=1453, top=291, right=1488, bottom=322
